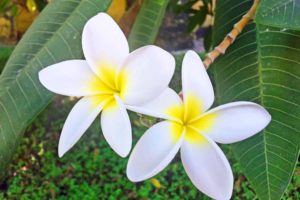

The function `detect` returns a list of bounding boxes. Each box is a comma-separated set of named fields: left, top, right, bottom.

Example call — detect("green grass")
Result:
left=0, top=97, right=299, bottom=199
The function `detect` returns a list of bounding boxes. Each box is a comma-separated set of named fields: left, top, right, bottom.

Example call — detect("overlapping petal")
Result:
left=182, top=51, right=214, bottom=118
left=58, top=95, right=109, bottom=157
left=82, top=13, right=129, bottom=86
left=190, top=102, right=271, bottom=144
left=181, top=132, right=233, bottom=200
left=126, top=88, right=183, bottom=121
left=101, top=95, right=132, bottom=157
left=127, top=121, right=184, bottom=182
left=119, top=45, right=175, bottom=105
left=39, top=60, right=112, bottom=96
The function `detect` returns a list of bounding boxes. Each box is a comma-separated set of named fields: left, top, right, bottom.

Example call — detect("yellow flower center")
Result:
left=86, top=63, right=128, bottom=108
left=167, top=94, right=216, bottom=143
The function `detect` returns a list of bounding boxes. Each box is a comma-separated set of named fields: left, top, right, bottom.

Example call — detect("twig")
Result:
left=119, top=0, right=143, bottom=37
left=203, top=0, right=260, bottom=69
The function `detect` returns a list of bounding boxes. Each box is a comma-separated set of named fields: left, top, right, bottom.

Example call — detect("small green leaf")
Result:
left=186, top=9, right=207, bottom=33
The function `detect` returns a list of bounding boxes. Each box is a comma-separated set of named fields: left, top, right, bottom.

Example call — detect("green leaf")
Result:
left=186, top=9, right=207, bottom=33
left=0, top=47, right=14, bottom=74
left=212, top=0, right=300, bottom=199
left=128, top=0, right=169, bottom=51
left=0, top=0, right=111, bottom=178
left=256, top=0, right=300, bottom=30
left=0, top=0, right=10, bottom=12
left=203, top=27, right=212, bottom=51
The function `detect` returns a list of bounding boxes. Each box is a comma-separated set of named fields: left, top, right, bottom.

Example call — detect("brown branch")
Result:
left=119, top=0, right=143, bottom=37
left=203, top=0, right=260, bottom=69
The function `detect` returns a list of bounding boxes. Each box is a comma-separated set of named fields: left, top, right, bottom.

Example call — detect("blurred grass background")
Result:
left=0, top=97, right=298, bottom=199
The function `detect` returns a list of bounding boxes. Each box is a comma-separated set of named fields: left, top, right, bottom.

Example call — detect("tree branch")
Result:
left=203, top=0, right=260, bottom=69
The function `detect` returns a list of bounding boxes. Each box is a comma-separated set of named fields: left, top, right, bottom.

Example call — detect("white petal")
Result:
left=58, top=95, right=108, bottom=157
left=181, top=134, right=233, bottom=200
left=182, top=50, right=214, bottom=114
left=101, top=95, right=132, bottom=157
left=127, top=121, right=184, bottom=182
left=39, top=60, right=111, bottom=96
left=120, top=45, right=175, bottom=105
left=191, top=101, right=271, bottom=144
left=126, top=88, right=183, bottom=121
left=82, top=13, right=129, bottom=78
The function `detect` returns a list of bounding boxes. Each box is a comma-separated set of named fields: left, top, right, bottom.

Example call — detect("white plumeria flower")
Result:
left=126, top=51, right=271, bottom=200
left=38, top=13, right=175, bottom=158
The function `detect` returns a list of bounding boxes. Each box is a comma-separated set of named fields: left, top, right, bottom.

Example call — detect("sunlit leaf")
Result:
left=107, top=0, right=126, bottom=22
left=26, top=0, right=37, bottom=13
left=16, top=5, right=39, bottom=34
left=150, top=178, right=162, bottom=188
left=0, top=17, right=11, bottom=39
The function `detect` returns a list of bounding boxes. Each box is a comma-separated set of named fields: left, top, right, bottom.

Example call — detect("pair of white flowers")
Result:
left=39, top=13, right=271, bottom=199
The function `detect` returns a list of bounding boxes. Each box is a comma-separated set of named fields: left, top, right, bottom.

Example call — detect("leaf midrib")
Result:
left=255, top=21, right=272, bottom=200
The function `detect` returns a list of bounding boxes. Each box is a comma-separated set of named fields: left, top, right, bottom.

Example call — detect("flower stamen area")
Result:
left=87, top=63, right=130, bottom=98
left=168, top=94, right=216, bottom=144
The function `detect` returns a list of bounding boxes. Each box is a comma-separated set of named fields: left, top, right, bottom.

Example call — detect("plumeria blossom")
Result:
left=38, top=13, right=175, bottom=158
left=126, top=51, right=271, bottom=200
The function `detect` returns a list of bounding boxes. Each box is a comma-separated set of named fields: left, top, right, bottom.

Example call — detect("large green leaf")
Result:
left=212, top=0, right=300, bottom=199
left=128, top=0, right=169, bottom=51
left=0, top=0, right=111, bottom=178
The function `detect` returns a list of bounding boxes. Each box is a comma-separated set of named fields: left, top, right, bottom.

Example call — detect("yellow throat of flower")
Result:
left=167, top=94, right=216, bottom=144
left=87, top=62, right=129, bottom=97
